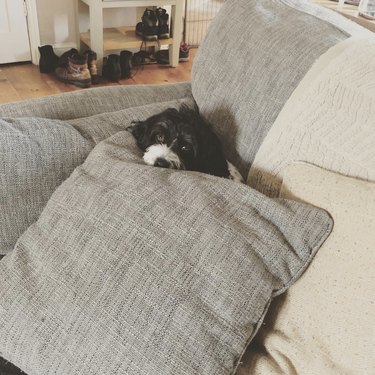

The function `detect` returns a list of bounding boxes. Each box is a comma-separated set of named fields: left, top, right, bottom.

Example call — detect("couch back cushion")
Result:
left=191, top=0, right=348, bottom=177
left=247, top=37, right=375, bottom=197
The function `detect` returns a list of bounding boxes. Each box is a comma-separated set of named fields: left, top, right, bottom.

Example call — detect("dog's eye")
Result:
left=155, top=134, right=165, bottom=143
left=181, top=145, right=189, bottom=152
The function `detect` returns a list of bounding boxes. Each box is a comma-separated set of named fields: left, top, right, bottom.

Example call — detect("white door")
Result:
left=0, top=0, right=31, bottom=64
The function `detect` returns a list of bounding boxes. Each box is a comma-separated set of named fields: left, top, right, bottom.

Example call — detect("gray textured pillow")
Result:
left=0, top=131, right=332, bottom=375
left=0, top=117, right=94, bottom=255
left=0, top=97, right=194, bottom=255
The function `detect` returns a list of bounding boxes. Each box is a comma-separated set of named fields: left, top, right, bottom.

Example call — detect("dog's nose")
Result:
left=154, top=158, right=170, bottom=168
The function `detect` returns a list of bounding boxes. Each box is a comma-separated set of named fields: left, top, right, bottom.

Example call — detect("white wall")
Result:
left=36, top=0, right=77, bottom=48
left=36, top=0, right=138, bottom=51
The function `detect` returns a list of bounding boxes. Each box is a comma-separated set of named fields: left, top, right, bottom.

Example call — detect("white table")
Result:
left=76, top=0, right=184, bottom=69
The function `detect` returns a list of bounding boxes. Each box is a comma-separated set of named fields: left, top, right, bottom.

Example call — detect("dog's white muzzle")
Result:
left=143, top=144, right=183, bottom=169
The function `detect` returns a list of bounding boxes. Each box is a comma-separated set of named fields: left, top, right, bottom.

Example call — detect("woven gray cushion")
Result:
left=0, top=97, right=195, bottom=255
left=0, top=117, right=94, bottom=255
left=0, top=130, right=332, bottom=375
left=192, top=0, right=348, bottom=177
left=67, top=96, right=196, bottom=145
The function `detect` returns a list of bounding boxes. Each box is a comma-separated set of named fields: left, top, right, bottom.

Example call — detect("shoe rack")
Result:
left=75, top=0, right=184, bottom=70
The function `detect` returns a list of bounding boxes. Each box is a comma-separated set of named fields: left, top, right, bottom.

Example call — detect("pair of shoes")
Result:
left=136, top=8, right=169, bottom=41
left=102, top=50, right=133, bottom=82
left=55, top=53, right=92, bottom=88
left=155, top=43, right=191, bottom=64
left=55, top=48, right=98, bottom=88
left=56, top=48, right=98, bottom=82
left=39, top=45, right=98, bottom=88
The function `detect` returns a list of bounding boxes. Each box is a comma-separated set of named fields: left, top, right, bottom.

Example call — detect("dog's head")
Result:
left=127, top=106, right=230, bottom=178
left=127, top=107, right=198, bottom=170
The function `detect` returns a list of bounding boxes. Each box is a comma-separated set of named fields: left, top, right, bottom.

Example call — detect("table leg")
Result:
left=169, top=0, right=183, bottom=67
left=75, top=0, right=82, bottom=52
left=89, top=4, right=104, bottom=73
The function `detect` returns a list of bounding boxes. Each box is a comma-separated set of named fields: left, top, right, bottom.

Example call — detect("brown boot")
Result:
left=55, top=53, right=91, bottom=88
left=84, top=50, right=99, bottom=84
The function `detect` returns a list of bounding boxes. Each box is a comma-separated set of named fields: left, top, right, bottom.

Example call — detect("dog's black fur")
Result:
left=127, top=105, right=233, bottom=179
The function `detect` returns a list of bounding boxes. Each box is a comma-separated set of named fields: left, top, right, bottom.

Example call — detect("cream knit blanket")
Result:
left=248, top=36, right=375, bottom=197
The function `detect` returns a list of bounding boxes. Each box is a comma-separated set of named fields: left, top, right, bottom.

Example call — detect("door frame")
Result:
left=24, top=0, right=41, bottom=65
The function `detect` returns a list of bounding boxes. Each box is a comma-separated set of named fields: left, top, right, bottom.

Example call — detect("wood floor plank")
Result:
left=3, top=63, right=61, bottom=101
left=0, top=49, right=195, bottom=105
left=0, top=68, right=21, bottom=104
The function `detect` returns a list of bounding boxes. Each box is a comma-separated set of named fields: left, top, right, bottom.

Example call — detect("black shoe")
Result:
left=102, top=54, right=121, bottom=82
left=155, top=44, right=190, bottom=64
left=138, top=9, right=158, bottom=41
left=120, top=50, right=133, bottom=79
left=136, top=22, right=144, bottom=38
left=155, top=8, right=170, bottom=39
left=38, top=45, right=59, bottom=73
left=131, top=50, right=157, bottom=65
left=56, top=48, right=78, bottom=68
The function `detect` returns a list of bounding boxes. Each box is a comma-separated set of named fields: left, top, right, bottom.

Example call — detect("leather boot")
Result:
left=38, top=45, right=59, bottom=73
left=120, top=50, right=133, bottom=79
left=102, top=54, right=121, bottom=82
left=55, top=48, right=78, bottom=68
left=84, top=50, right=99, bottom=84
left=155, top=8, right=170, bottom=39
left=55, top=53, right=91, bottom=88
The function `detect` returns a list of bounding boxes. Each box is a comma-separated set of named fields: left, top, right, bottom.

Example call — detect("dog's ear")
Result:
left=126, top=120, right=150, bottom=151
left=179, top=104, right=193, bottom=117
left=179, top=102, right=199, bottom=115
left=126, top=120, right=139, bottom=132
left=126, top=121, right=144, bottom=138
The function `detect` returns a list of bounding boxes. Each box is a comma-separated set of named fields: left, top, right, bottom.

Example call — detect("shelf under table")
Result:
left=80, top=26, right=173, bottom=51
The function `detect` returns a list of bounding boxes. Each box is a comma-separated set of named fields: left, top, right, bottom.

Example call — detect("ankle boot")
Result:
left=136, top=9, right=158, bottom=41
left=155, top=8, right=170, bottom=39
left=102, top=54, right=121, bottom=82
left=55, top=53, right=91, bottom=88
left=120, top=50, right=133, bottom=79
left=56, top=48, right=79, bottom=68
left=84, top=50, right=99, bottom=84
left=38, top=45, right=59, bottom=73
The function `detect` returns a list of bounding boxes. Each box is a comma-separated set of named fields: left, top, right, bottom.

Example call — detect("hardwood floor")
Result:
left=0, top=49, right=196, bottom=105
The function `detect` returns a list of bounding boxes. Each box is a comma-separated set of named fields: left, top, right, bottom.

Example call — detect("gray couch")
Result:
left=0, top=1, right=374, bottom=374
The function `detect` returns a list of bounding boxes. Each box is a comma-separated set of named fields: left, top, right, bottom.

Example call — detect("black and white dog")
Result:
left=127, top=105, right=243, bottom=182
